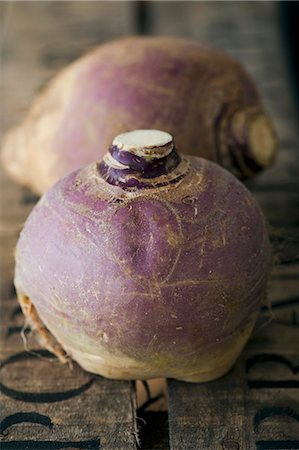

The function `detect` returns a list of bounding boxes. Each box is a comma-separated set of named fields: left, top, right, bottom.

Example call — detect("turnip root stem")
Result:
left=228, top=107, right=277, bottom=178
left=248, top=114, right=277, bottom=168
left=17, top=289, right=68, bottom=364
left=112, top=129, right=173, bottom=157
left=98, top=129, right=187, bottom=190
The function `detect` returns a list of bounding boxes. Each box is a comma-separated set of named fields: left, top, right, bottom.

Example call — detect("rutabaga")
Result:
left=15, top=130, right=271, bottom=382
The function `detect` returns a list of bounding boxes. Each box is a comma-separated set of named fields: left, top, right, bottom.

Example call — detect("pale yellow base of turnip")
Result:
left=17, top=289, right=256, bottom=383
left=65, top=318, right=255, bottom=382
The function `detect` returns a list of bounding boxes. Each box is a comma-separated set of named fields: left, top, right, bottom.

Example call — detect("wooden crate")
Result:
left=1, top=2, right=298, bottom=449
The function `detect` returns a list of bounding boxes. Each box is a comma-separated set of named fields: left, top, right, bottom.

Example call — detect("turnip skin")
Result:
left=15, top=133, right=271, bottom=382
left=2, top=36, right=277, bottom=194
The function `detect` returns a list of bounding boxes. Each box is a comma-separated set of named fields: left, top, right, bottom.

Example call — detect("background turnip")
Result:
left=15, top=129, right=271, bottom=382
left=2, top=36, right=277, bottom=195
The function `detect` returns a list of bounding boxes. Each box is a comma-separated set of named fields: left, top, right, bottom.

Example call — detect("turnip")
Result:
left=15, top=129, right=271, bottom=382
left=2, top=36, right=277, bottom=195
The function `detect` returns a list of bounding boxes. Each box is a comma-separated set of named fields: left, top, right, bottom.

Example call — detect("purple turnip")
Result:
left=15, top=130, right=271, bottom=382
left=2, top=36, right=277, bottom=195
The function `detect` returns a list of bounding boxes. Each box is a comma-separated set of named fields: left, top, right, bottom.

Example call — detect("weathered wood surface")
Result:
left=1, top=2, right=299, bottom=450
left=152, top=2, right=299, bottom=449
left=1, top=301, right=137, bottom=450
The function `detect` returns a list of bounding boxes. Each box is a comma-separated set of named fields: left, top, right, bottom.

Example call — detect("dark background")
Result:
left=280, top=1, right=299, bottom=112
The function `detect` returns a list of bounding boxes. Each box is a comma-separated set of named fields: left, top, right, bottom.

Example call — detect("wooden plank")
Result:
left=0, top=299, right=138, bottom=450
left=0, top=3, right=138, bottom=449
left=167, top=273, right=299, bottom=450
left=0, top=1, right=136, bottom=130
left=152, top=2, right=299, bottom=449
